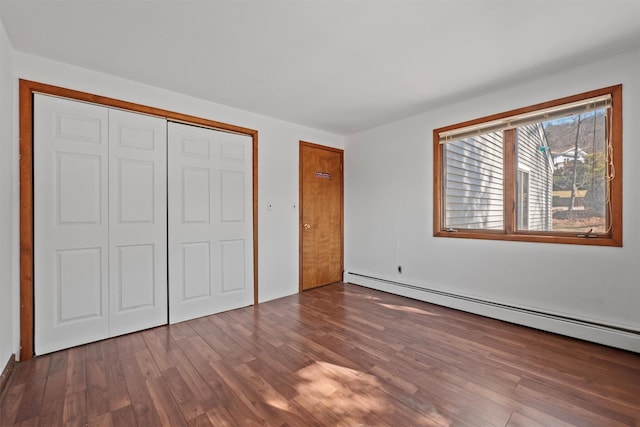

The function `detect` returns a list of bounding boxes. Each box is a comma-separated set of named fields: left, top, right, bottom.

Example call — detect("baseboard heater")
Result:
left=345, top=272, right=640, bottom=353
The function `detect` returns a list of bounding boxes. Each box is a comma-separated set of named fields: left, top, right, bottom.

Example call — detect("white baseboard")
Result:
left=345, top=272, right=640, bottom=353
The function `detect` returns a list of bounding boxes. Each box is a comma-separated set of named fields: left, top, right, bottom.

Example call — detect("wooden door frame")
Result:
left=19, top=79, right=259, bottom=361
left=298, top=141, right=344, bottom=292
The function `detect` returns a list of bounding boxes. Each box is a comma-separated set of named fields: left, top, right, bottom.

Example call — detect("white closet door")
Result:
left=108, top=109, right=167, bottom=336
left=168, top=122, right=254, bottom=323
left=35, top=94, right=110, bottom=354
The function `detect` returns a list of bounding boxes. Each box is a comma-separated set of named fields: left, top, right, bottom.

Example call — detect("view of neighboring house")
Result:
left=551, top=148, right=587, bottom=169
left=444, top=123, right=553, bottom=231
left=516, top=123, right=554, bottom=231
left=545, top=110, right=608, bottom=223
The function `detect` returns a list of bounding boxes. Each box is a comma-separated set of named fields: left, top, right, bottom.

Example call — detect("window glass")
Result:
left=444, top=132, right=503, bottom=230
left=542, top=109, right=608, bottom=233
left=517, top=168, right=530, bottom=230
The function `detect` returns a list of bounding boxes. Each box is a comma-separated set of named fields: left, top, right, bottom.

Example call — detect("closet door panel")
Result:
left=215, top=132, right=253, bottom=311
left=108, top=109, right=168, bottom=336
left=34, top=94, right=110, bottom=355
left=168, top=123, right=253, bottom=323
left=220, top=239, right=246, bottom=293
left=181, top=241, right=212, bottom=300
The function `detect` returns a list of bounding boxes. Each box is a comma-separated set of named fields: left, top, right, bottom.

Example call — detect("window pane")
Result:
left=444, top=132, right=503, bottom=230
left=516, top=109, right=608, bottom=233
left=515, top=124, right=553, bottom=231
left=517, top=169, right=530, bottom=230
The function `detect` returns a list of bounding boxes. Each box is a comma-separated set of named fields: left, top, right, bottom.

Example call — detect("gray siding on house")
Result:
left=443, top=124, right=553, bottom=231
left=516, top=124, right=553, bottom=231
left=444, top=132, right=503, bottom=229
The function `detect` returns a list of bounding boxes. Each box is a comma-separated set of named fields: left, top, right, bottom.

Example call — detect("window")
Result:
left=434, top=85, right=622, bottom=246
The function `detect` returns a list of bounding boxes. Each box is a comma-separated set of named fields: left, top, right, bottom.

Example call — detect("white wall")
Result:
left=0, top=16, right=15, bottom=366
left=8, top=52, right=344, bottom=357
left=345, top=49, right=640, bottom=351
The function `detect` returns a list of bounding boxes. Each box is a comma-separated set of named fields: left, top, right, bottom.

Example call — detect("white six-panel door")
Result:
left=108, top=109, right=167, bottom=336
left=35, top=95, right=168, bottom=354
left=35, top=95, right=111, bottom=354
left=168, top=122, right=254, bottom=323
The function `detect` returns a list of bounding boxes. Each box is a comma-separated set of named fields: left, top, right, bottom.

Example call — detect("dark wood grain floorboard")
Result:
left=1, top=282, right=639, bottom=426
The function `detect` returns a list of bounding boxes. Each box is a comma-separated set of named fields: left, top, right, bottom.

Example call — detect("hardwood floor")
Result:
left=1, top=283, right=639, bottom=426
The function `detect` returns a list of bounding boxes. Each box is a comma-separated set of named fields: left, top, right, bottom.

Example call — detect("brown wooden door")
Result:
left=299, top=141, right=344, bottom=291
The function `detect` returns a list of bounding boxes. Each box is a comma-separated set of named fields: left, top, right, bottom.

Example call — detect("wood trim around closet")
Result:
left=19, top=79, right=260, bottom=361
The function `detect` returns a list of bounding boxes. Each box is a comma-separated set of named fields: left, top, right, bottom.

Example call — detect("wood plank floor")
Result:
left=1, top=283, right=639, bottom=426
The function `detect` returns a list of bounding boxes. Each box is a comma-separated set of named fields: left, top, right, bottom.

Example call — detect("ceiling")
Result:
left=1, top=1, right=639, bottom=135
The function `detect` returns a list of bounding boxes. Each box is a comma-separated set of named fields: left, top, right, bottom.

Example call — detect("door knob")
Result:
left=303, top=223, right=311, bottom=230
